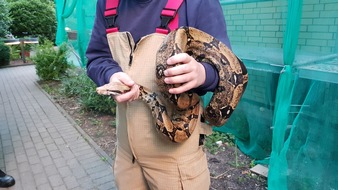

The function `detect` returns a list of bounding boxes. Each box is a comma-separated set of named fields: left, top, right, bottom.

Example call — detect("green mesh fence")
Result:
left=55, top=0, right=96, bottom=67
left=216, top=0, right=338, bottom=189
left=55, top=0, right=338, bottom=189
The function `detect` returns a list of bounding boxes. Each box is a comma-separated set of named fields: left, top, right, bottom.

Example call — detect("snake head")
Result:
left=96, top=82, right=131, bottom=96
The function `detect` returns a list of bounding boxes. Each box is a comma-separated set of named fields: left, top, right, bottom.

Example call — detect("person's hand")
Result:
left=164, top=53, right=206, bottom=94
left=109, top=72, right=139, bottom=103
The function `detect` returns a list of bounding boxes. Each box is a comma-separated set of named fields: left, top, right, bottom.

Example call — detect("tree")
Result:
left=9, top=0, right=56, bottom=41
left=0, top=0, right=12, bottom=38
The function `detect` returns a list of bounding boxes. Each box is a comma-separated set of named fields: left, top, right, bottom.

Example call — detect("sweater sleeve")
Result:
left=86, top=0, right=122, bottom=86
left=187, top=0, right=231, bottom=95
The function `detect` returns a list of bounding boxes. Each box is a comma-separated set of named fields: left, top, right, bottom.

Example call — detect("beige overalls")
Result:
left=107, top=30, right=212, bottom=190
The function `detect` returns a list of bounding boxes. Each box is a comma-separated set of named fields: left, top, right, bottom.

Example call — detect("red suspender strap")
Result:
left=156, top=0, right=184, bottom=34
left=105, top=0, right=119, bottom=33
left=105, top=0, right=183, bottom=34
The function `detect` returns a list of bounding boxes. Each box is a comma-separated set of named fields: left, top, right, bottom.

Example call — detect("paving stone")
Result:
left=28, top=154, right=41, bottom=165
left=41, top=155, right=53, bottom=167
left=53, top=185, right=68, bottom=190
left=58, top=166, right=73, bottom=178
left=31, top=163, right=44, bottom=175
left=45, top=165, right=60, bottom=176
left=19, top=170, right=36, bottom=188
left=37, top=183, right=53, bottom=190
left=49, top=174, right=64, bottom=187
left=26, top=147, right=38, bottom=157
left=63, top=175, right=80, bottom=189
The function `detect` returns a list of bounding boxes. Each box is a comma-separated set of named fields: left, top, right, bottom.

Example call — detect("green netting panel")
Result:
left=277, top=79, right=338, bottom=190
left=267, top=0, right=338, bottom=188
left=55, top=0, right=96, bottom=67
left=218, top=0, right=338, bottom=189
left=268, top=0, right=302, bottom=188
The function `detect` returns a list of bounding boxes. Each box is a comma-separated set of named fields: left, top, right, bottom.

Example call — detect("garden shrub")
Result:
left=0, top=42, right=10, bottom=66
left=31, top=40, right=70, bottom=80
left=9, top=46, right=21, bottom=61
left=8, top=0, right=56, bottom=42
left=60, top=69, right=117, bottom=114
left=205, top=131, right=235, bottom=154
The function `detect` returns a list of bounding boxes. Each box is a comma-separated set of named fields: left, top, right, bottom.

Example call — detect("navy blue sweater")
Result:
left=86, top=0, right=231, bottom=95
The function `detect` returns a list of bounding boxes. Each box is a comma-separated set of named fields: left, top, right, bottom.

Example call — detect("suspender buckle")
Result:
left=105, top=7, right=118, bottom=29
left=159, top=15, right=174, bottom=30
left=105, top=14, right=118, bottom=28
left=158, top=7, right=179, bottom=32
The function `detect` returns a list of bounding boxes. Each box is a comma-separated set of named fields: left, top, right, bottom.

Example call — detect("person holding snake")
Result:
left=86, top=0, right=248, bottom=189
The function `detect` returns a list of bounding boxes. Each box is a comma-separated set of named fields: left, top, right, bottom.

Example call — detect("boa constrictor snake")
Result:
left=96, top=26, right=248, bottom=143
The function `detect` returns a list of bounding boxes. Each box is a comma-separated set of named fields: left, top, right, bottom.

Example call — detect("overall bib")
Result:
left=105, top=1, right=211, bottom=189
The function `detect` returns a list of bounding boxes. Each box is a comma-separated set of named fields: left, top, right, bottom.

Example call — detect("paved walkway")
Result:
left=0, top=65, right=116, bottom=190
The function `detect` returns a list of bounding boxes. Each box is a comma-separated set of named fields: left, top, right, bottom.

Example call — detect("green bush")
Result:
left=31, top=41, right=70, bottom=80
left=60, top=69, right=117, bottom=114
left=0, top=0, right=12, bottom=38
left=9, top=45, right=21, bottom=61
left=205, top=131, right=235, bottom=154
left=0, top=42, right=10, bottom=66
left=9, top=0, right=56, bottom=41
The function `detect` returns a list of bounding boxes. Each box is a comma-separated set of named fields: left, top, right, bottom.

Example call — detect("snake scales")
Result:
left=96, top=27, right=248, bottom=143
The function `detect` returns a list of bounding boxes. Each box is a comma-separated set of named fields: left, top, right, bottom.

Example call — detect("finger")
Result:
left=110, top=72, right=135, bottom=87
left=164, top=63, right=192, bottom=77
left=114, top=93, right=130, bottom=103
left=164, top=73, right=192, bottom=84
left=166, top=53, right=191, bottom=65
left=129, top=84, right=140, bottom=101
left=118, top=74, right=135, bottom=87
left=114, top=85, right=139, bottom=103
left=169, top=82, right=195, bottom=94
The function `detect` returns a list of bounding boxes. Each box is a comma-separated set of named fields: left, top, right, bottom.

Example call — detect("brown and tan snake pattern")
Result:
left=96, top=27, right=248, bottom=143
